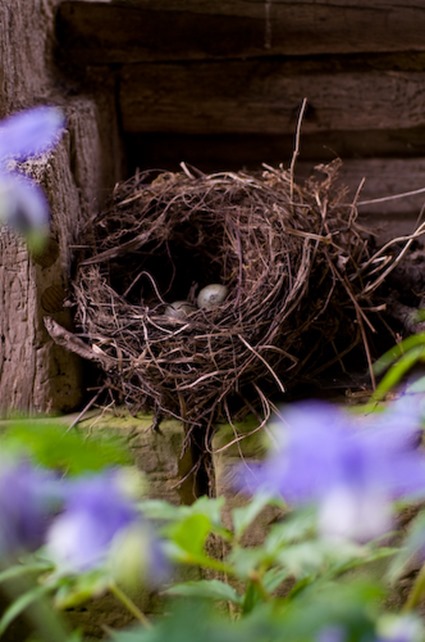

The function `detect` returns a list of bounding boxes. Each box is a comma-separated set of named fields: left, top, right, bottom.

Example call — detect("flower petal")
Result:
left=235, top=398, right=425, bottom=542
left=47, top=510, right=110, bottom=572
left=47, top=471, right=139, bottom=572
left=0, top=459, right=59, bottom=556
left=0, top=172, right=50, bottom=234
left=237, top=402, right=355, bottom=503
left=318, top=486, right=393, bottom=542
left=0, top=106, right=65, bottom=162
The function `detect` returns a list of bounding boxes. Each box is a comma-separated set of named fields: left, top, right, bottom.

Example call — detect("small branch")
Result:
left=44, top=316, right=116, bottom=370
left=403, top=562, right=425, bottom=612
left=358, top=185, right=425, bottom=206
left=109, top=581, right=152, bottom=629
left=363, top=227, right=425, bottom=295
left=66, top=386, right=105, bottom=432
left=289, top=97, right=308, bottom=201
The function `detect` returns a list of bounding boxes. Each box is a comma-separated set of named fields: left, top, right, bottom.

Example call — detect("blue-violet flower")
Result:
left=0, top=458, right=58, bottom=557
left=0, top=106, right=65, bottom=241
left=238, top=397, right=425, bottom=541
left=46, top=470, right=168, bottom=583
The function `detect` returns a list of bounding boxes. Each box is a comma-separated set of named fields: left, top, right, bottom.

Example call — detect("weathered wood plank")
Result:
left=120, top=62, right=425, bottom=135
left=0, top=0, right=59, bottom=114
left=57, top=1, right=425, bottom=63
left=0, top=95, right=123, bottom=416
left=0, top=0, right=123, bottom=416
left=302, top=157, right=425, bottom=241
left=301, top=158, right=425, bottom=220
left=126, top=128, right=425, bottom=174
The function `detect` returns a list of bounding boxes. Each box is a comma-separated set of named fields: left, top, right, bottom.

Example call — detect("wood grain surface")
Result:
left=57, top=1, right=425, bottom=62
left=120, top=62, right=425, bottom=135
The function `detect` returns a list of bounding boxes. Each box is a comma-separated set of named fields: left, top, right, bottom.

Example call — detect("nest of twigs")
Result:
left=71, top=160, right=385, bottom=429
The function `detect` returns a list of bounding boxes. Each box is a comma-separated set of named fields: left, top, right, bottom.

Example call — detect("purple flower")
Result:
left=108, top=521, right=170, bottom=589
left=317, top=616, right=423, bottom=642
left=376, top=615, right=423, bottom=642
left=46, top=471, right=139, bottom=572
left=0, top=459, right=58, bottom=556
left=46, top=470, right=169, bottom=586
left=0, top=106, right=64, bottom=162
left=317, top=626, right=346, bottom=642
left=238, top=397, right=425, bottom=541
left=0, top=106, right=65, bottom=240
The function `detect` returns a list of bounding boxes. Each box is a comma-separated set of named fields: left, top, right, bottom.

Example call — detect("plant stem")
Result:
left=403, top=562, right=425, bottom=612
left=250, top=571, right=271, bottom=602
left=0, top=569, right=70, bottom=642
left=109, top=581, right=152, bottom=628
left=26, top=594, right=72, bottom=642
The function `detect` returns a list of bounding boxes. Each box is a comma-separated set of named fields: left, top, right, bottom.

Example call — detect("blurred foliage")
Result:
left=0, top=420, right=131, bottom=474
left=372, top=333, right=425, bottom=401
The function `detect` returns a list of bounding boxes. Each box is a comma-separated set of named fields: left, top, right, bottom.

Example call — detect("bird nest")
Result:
left=71, top=160, right=383, bottom=430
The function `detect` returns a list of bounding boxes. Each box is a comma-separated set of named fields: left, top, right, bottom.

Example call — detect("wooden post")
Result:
left=0, top=0, right=124, bottom=415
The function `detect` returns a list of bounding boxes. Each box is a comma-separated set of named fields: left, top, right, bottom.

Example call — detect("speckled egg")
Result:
left=197, top=284, right=228, bottom=310
left=165, top=300, right=196, bottom=319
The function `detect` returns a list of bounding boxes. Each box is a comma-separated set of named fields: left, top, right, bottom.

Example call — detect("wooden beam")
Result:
left=125, top=129, right=425, bottom=175
left=57, top=1, right=425, bottom=63
left=306, top=158, right=425, bottom=220
left=120, top=62, right=425, bottom=135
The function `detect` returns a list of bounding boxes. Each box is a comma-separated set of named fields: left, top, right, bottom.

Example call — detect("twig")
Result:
left=357, top=185, right=425, bottom=206
left=289, top=97, right=308, bottom=201
left=66, top=386, right=105, bottom=432
left=109, top=582, right=152, bottom=629
left=238, top=334, right=286, bottom=394
left=363, top=223, right=425, bottom=294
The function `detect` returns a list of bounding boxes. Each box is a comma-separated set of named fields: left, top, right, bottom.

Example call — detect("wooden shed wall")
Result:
left=57, top=0, right=425, bottom=241
left=3, top=0, right=425, bottom=415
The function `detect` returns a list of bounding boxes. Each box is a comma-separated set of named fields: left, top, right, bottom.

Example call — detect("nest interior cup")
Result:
left=74, top=161, right=376, bottom=429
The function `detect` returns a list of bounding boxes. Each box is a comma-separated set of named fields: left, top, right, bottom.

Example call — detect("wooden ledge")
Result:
left=57, top=1, right=425, bottom=64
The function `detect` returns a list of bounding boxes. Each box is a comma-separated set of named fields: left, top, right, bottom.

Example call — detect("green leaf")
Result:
left=109, top=601, right=265, bottom=642
left=232, top=493, right=271, bottom=540
left=262, top=567, right=290, bottom=593
left=138, top=499, right=184, bottom=521
left=167, top=513, right=213, bottom=556
left=110, top=631, right=147, bottom=642
left=165, top=579, right=241, bottom=604
left=276, top=541, right=327, bottom=578
left=189, top=496, right=225, bottom=527
left=53, top=570, right=109, bottom=609
left=241, top=580, right=262, bottom=615
left=0, top=584, right=52, bottom=635
left=388, top=511, right=425, bottom=583
left=279, top=577, right=383, bottom=639
left=1, top=420, right=131, bottom=474
left=113, top=602, right=229, bottom=642
left=372, top=344, right=425, bottom=401
left=164, top=541, right=233, bottom=574
left=228, top=546, right=270, bottom=579
left=373, top=333, right=425, bottom=375
left=140, top=497, right=226, bottom=531
left=0, top=561, right=53, bottom=585
left=330, top=545, right=397, bottom=577
left=263, top=508, right=316, bottom=552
